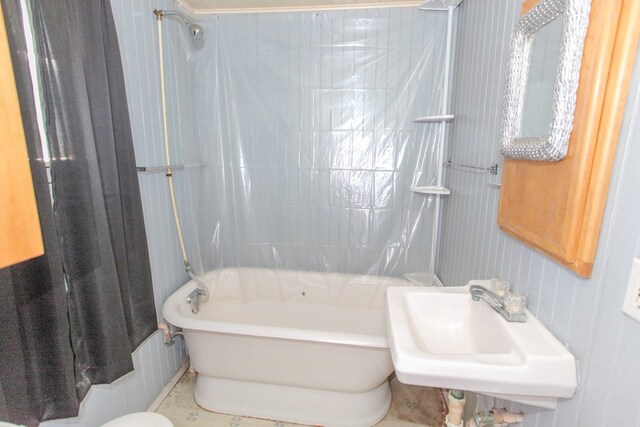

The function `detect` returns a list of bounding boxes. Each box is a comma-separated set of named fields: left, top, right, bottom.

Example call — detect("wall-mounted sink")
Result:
left=386, top=281, right=577, bottom=408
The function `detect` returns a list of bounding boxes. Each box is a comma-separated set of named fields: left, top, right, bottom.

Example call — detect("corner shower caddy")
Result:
left=411, top=0, right=462, bottom=278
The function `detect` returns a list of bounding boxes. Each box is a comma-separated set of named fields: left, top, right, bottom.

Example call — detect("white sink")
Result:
left=386, top=281, right=577, bottom=408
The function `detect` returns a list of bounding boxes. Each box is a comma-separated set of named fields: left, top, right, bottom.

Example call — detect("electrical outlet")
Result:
left=622, top=258, right=640, bottom=322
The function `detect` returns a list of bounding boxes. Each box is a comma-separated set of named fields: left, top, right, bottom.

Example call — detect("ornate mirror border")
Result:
left=500, top=0, right=590, bottom=162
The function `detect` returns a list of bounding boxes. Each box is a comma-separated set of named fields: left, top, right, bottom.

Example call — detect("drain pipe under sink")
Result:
left=445, top=390, right=465, bottom=427
left=466, top=408, right=525, bottom=427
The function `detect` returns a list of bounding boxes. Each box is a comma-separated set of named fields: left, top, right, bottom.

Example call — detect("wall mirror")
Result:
left=498, top=0, right=640, bottom=278
left=500, top=0, right=590, bottom=162
left=520, top=15, right=563, bottom=138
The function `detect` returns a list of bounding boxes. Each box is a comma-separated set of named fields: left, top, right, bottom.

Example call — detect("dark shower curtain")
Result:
left=0, top=0, right=157, bottom=424
left=31, top=0, right=158, bottom=398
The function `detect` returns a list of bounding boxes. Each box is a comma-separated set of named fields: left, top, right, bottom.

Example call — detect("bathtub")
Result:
left=162, top=267, right=408, bottom=426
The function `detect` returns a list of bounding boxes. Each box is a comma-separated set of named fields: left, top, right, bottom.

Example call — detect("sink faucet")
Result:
left=469, top=285, right=527, bottom=322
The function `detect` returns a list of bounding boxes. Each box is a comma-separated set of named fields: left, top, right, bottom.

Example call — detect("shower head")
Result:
left=188, top=22, right=204, bottom=40
left=154, top=9, right=204, bottom=40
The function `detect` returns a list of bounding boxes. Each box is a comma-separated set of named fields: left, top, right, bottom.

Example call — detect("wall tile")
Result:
left=190, top=9, right=446, bottom=276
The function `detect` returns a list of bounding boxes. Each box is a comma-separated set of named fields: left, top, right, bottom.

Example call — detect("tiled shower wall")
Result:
left=439, top=1, right=640, bottom=425
left=41, top=0, right=192, bottom=425
left=188, top=9, right=448, bottom=277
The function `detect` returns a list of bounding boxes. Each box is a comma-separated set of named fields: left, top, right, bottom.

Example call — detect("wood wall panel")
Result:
left=0, top=4, right=43, bottom=269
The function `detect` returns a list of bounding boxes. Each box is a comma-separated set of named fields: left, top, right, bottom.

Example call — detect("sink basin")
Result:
left=386, top=281, right=577, bottom=408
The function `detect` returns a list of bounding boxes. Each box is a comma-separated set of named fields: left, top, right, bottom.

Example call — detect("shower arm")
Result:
left=153, top=9, right=204, bottom=40
left=154, top=9, right=190, bottom=25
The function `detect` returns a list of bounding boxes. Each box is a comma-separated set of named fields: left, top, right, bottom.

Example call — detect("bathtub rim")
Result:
left=164, top=292, right=391, bottom=349
left=162, top=268, right=409, bottom=349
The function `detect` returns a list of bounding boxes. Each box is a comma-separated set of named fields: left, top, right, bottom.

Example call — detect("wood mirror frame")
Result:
left=497, top=0, right=640, bottom=278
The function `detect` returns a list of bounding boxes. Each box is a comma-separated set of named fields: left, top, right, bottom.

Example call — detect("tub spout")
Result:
left=469, top=285, right=526, bottom=322
left=187, top=288, right=208, bottom=314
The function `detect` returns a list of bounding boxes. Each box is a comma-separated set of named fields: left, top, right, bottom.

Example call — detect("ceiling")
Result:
left=176, top=0, right=422, bottom=14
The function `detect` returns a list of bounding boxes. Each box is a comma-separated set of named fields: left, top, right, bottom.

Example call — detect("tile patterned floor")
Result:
left=156, top=372, right=445, bottom=427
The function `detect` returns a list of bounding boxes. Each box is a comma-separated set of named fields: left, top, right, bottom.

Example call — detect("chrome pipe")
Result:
left=153, top=9, right=204, bottom=40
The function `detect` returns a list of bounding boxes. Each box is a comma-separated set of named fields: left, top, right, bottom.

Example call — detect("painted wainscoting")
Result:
left=439, top=1, right=640, bottom=426
left=41, top=1, right=191, bottom=425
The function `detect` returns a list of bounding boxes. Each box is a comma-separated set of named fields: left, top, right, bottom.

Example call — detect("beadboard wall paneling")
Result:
left=41, top=1, right=190, bottom=425
left=439, top=1, right=640, bottom=426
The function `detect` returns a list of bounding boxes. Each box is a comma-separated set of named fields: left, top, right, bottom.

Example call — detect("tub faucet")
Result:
left=469, top=285, right=527, bottom=322
left=187, top=288, right=208, bottom=314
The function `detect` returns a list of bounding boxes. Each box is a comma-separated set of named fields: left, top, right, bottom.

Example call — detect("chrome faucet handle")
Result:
left=187, top=288, right=207, bottom=314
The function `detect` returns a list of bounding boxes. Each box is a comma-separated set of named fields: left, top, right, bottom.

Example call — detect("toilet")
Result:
left=101, top=412, right=173, bottom=427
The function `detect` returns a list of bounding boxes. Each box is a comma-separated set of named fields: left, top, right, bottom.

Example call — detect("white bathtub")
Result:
left=162, top=267, right=408, bottom=426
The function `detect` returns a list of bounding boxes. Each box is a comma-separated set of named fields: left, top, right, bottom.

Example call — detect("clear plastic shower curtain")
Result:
left=175, top=8, right=448, bottom=295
